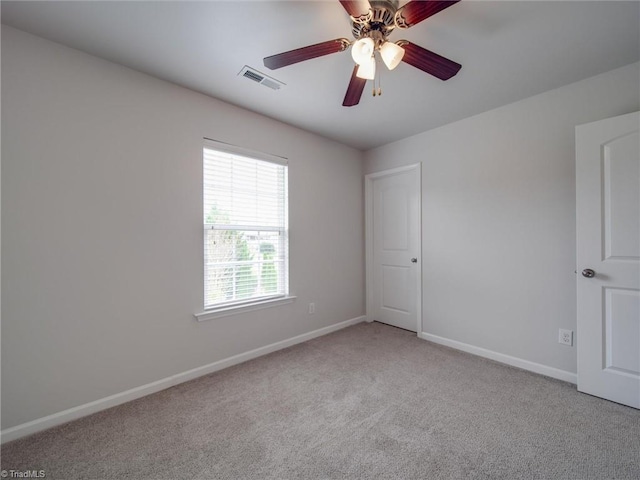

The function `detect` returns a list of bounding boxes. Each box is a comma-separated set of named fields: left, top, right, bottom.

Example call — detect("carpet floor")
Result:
left=1, top=321, right=639, bottom=479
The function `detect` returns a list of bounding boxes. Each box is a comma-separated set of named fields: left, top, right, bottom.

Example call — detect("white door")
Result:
left=366, top=165, right=421, bottom=332
left=576, top=111, right=640, bottom=408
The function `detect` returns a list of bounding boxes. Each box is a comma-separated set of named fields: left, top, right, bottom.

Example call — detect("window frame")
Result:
left=195, top=139, right=294, bottom=322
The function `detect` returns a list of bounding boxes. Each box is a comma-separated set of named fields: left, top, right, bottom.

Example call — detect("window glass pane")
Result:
left=203, top=144, right=288, bottom=310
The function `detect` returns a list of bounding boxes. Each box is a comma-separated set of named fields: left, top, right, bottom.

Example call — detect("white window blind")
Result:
left=203, top=141, right=288, bottom=310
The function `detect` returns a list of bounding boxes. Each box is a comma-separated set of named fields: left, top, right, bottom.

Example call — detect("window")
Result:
left=201, top=140, right=289, bottom=315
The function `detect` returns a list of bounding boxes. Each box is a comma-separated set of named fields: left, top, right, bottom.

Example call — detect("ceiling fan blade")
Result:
left=264, top=38, right=350, bottom=70
left=399, top=41, right=461, bottom=80
left=395, top=0, right=460, bottom=29
left=343, top=65, right=367, bottom=107
left=339, top=0, right=372, bottom=22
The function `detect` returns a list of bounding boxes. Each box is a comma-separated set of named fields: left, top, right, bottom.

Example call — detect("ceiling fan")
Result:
left=263, top=0, right=462, bottom=107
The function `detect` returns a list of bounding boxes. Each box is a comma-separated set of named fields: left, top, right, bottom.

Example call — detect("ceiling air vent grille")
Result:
left=238, top=66, right=285, bottom=90
left=243, top=69, right=263, bottom=83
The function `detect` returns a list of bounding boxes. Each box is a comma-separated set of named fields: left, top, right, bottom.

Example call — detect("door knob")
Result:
left=410, top=258, right=418, bottom=263
left=581, top=268, right=595, bottom=278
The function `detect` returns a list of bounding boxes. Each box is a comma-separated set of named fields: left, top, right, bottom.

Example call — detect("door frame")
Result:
left=365, top=163, right=422, bottom=334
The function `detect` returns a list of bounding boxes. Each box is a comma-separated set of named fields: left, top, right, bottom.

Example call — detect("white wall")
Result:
left=1, top=26, right=364, bottom=430
left=365, top=62, right=640, bottom=376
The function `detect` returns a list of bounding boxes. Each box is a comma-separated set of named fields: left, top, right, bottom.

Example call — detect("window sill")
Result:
left=194, top=295, right=297, bottom=322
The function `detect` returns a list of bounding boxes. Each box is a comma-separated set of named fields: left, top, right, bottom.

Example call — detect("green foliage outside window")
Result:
left=207, top=205, right=282, bottom=305
left=260, top=242, right=277, bottom=294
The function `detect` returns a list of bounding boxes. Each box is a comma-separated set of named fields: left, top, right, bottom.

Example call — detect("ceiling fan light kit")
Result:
left=263, top=0, right=462, bottom=107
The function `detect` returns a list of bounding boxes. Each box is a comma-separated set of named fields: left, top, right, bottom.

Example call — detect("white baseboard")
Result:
left=1, top=316, right=366, bottom=444
left=419, top=332, right=577, bottom=385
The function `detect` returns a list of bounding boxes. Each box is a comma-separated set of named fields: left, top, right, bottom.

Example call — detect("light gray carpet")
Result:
left=2, top=322, right=639, bottom=479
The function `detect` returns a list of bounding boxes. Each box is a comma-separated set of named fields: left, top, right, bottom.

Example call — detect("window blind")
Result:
left=203, top=143, right=288, bottom=310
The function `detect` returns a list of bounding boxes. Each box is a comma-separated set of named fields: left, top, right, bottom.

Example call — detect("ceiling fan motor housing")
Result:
left=351, top=0, right=399, bottom=44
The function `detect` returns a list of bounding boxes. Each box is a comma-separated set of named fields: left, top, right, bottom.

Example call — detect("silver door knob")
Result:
left=411, top=258, right=418, bottom=263
left=582, top=268, right=595, bottom=278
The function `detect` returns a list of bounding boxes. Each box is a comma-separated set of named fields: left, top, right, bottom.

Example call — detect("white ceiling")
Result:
left=2, top=1, right=639, bottom=150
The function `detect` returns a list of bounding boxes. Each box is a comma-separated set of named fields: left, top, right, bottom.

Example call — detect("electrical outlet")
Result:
left=308, top=303, right=315, bottom=314
left=559, top=329, right=573, bottom=346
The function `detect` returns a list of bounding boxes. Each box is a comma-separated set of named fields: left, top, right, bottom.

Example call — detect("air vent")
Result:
left=243, top=69, right=263, bottom=83
left=238, top=66, right=285, bottom=90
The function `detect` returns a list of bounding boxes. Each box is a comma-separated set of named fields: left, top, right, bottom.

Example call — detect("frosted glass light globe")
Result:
left=380, top=42, right=405, bottom=70
left=356, top=55, right=376, bottom=80
left=351, top=37, right=375, bottom=65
